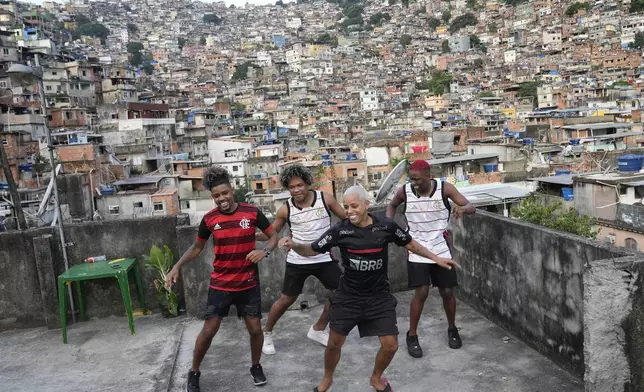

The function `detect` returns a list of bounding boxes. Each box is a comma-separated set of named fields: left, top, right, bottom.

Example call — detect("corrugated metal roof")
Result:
left=426, top=153, right=499, bottom=165
left=528, top=174, right=573, bottom=186
left=113, top=176, right=166, bottom=186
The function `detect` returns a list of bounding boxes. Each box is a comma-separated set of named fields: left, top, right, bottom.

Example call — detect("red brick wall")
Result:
left=468, top=171, right=502, bottom=185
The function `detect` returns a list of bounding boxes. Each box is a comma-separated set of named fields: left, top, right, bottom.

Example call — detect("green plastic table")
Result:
left=57, top=258, right=147, bottom=343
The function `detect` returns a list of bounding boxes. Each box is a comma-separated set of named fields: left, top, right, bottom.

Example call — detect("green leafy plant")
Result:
left=144, top=245, right=179, bottom=317
left=511, top=197, right=598, bottom=238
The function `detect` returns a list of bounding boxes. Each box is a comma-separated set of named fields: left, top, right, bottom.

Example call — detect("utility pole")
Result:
left=0, top=137, right=27, bottom=229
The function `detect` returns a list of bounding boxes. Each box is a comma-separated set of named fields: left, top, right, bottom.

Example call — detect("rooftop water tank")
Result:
left=617, top=155, right=644, bottom=172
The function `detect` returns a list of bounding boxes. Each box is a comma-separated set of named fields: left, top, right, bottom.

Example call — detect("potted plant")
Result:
left=143, top=245, right=179, bottom=317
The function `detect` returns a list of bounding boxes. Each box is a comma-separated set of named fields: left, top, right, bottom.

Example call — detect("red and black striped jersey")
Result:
left=197, top=203, right=272, bottom=292
left=311, top=215, right=412, bottom=296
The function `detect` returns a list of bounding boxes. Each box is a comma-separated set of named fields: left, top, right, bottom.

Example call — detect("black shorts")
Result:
left=407, top=262, right=459, bottom=289
left=329, top=293, right=398, bottom=338
left=282, top=262, right=342, bottom=297
left=203, top=285, right=262, bottom=320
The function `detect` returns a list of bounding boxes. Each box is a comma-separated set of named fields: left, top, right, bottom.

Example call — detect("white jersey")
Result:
left=404, top=182, right=451, bottom=263
left=287, top=191, right=333, bottom=265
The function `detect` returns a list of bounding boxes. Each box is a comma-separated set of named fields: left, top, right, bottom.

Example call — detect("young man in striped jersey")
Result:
left=166, top=166, right=279, bottom=392
left=281, top=186, right=460, bottom=392
left=256, top=164, right=347, bottom=355
left=386, top=160, right=475, bottom=357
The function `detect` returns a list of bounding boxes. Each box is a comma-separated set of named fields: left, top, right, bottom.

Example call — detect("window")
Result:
left=1, top=139, right=7, bottom=145
left=46, top=85, right=52, bottom=91
left=180, top=200, right=191, bottom=210
left=625, top=238, right=639, bottom=251
left=108, top=205, right=120, bottom=215
left=52, top=71, right=57, bottom=76
left=348, top=168, right=358, bottom=177
left=153, top=202, right=165, bottom=212
left=2, top=49, right=8, bottom=55
left=256, top=183, right=264, bottom=190
left=82, top=70, right=87, bottom=76
left=232, top=165, right=239, bottom=172
left=133, top=202, right=143, bottom=209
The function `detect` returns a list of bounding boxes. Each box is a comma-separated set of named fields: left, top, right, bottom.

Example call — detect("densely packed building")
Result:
left=0, top=0, right=643, bottom=249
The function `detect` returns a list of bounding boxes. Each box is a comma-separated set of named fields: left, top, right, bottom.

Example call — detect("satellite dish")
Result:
left=277, top=121, right=284, bottom=127
left=375, top=159, right=408, bottom=204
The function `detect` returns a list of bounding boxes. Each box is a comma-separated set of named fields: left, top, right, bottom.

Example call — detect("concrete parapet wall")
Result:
left=450, top=211, right=628, bottom=377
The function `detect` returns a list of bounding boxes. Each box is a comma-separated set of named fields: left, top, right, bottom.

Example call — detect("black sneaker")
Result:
left=448, top=327, right=462, bottom=349
left=250, top=364, right=267, bottom=386
left=406, top=331, right=423, bottom=358
left=186, top=370, right=200, bottom=392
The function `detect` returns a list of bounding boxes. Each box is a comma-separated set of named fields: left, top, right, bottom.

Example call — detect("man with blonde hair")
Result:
left=281, top=185, right=460, bottom=392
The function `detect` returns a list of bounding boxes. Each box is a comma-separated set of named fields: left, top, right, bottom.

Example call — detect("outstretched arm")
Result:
left=279, top=237, right=320, bottom=257
left=279, top=223, right=340, bottom=257
left=166, top=237, right=206, bottom=287
left=406, top=240, right=461, bottom=270
left=322, top=191, right=347, bottom=219
left=444, top=182, right=475, bottom=219
left=386, top=186, right=405, bottom=219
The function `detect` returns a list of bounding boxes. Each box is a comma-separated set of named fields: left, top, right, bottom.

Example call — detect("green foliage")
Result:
left=504, top=0, right=528, bottom=5
left=341, top=16, right=364, bottom=28
left=614, top=80, right=631, bottom=86
left=314, top=32, right=338, bottom=46
left=142, top=62, right=154, bottom=75
left=441, top=39, right=450, bottom=53
left=127, top=23, right=138, bottom=34
left=565, top=2, right=590, bottom=16
left=417, top=69, right=453, bottom=95
left=127, top=41, right=144, bottom=53
left=415, top=7, right=426, bottom=15
left=234, top=185, right=252, bottom=202
left=343, top=4, right=364, bottom=19
left=467, top=0, right=476, bottom=8
left=442, top=9, right=452, bottom=23
left=389, top=158, right=408, bottom=172
left=478, top=91, right=495, bottom=97
left=200, top=36, right=207, bottom=45
left=76, top=19, right=110, bottom=43
left=428, top=17, right=441, bottom=31
left=75, top=13, right=90, bottom=25
left=511, top=197, right=598, bottom=239
left=488, top=22, right=498, bottom=33
left=178, top=37, right=187, bottom=50
left=401, top=0, right=409, bottom=8
left=449, top=12, right=477, bottom=33
left=388, top=0, right=397, bottom=5
left=473, top=58, right=484, bottom=68
left=369, top=12, right=391, bottom=27
left=144, top=245, right=178, bottom=317
left=631, top=0, right=644, bottom=12
left=203, top=13, right=222, bottom=24
left=630, top=31, right=644, bottom=49
left=400, top=34, right=412, bottom=47
left=469, top=34, right=487, bottom=52
left=517, top=81, right=540, bottom=103
left=276, top=0, right=285, bottom=5
left=232, top=61, right=256, bottom=81
left=131, top=51, right=143, bottom=66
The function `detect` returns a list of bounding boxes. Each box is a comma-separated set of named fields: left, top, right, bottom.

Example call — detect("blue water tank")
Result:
left=617, top=155, right=644, bottom=172
left=483, top=164, right=498, bottom=173
left=322, top=160, right=333, bottom=167
left=562, top=187, right=574, bottom=201
left=555, top=170, right=571, bottom=176
left=321, top=154, right=331, bottom=160
left=522, top=138, right=534, bottom=145
left=102, top=187, right=115, bottom=195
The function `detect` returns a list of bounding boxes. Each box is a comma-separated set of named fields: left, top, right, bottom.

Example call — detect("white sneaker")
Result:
left=262, top=331, right=276, bottom=355
left=307, top=325, right=330, bottom=347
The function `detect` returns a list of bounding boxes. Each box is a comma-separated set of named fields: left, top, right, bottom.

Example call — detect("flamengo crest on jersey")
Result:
left=287, top=191, right=333, bottom=265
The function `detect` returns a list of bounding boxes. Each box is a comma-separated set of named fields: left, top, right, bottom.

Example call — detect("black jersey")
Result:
left=311, top=214, right=412, bottom=296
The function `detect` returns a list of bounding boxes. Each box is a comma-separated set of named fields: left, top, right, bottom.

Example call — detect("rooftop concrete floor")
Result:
left=0, top=290, right=582, bottom=392
left=168, top=290, right=582, bottom=392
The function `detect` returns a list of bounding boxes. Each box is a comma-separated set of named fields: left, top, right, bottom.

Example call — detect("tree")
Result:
left=442, top=10, right=451, bottom=23
left=142, top=62, right=155, bottom=75
left=276, top=0, right=284, bottom=5
left=76, top=21, right=110, bottom=43
left=417, top=69, right=453, bottom=95
left=505, top=0, right=528, bottom=5
left=488, top=22, right=498, bottom=33
left=565, top=2, right=590, bottom=16
left=343, top=4, right=364, bottom=19
left=232, top=61, right=253, bottom=81
left=130, top=51, right=144, bottom=66
left=467, top=0, right=476, bottom=8
left=449, top=12, right=477, bottom=33
left=203, top=14, right=222, bottom=24
left=127, top=42, right=144, bottom=53
left=415, top=7, right=426, bottom=15
left=473, top=58, right=484, bottom=68
left=369, top=12, right=391, bottom=27
left=631, top=0, right=644, bottom=12
left=400, top=34, right=412, bottom=47
left=478, top=91, right=495, bottom=97
left=441, top=39, right=450, bottom=53
left=200, top=36, right=207, bottom=45
left=401, top=0, right=409, bottom=8
left=74, top=13, right=90, bottom=25
left=511, top=197, right=598, bottom=238
left=388, top=0, right=397, bottom=5
left=630, top=31, right=644, bottom=49
left=470, top=34, right=487, bottom=52
left=428, top=17, right=441, bottom=30
left=178, top=37, right=187, bottom=50
left=517, top=81, right=540, bottom=104
left=127, top=23, right=138, bottom=34
left=314, top=32, right=338, bottom=46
